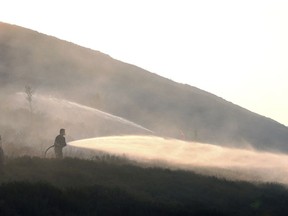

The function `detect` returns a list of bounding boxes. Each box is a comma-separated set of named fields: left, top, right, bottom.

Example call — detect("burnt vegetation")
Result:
left=0, top=156, right=288, bottom=215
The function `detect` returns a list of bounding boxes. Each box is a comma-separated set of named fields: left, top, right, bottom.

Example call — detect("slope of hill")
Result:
left=0, top=92, right=151, bottom=156
left=1, top=21, right=288, bottom=152
left=1, top=157, right=288, bottom=216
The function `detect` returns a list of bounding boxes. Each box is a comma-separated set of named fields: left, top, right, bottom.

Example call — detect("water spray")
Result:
left=69, top=135, right=288, bottom=185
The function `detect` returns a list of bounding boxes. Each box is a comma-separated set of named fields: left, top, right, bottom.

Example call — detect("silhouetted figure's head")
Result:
left=60, top=128, right=66, bottom=136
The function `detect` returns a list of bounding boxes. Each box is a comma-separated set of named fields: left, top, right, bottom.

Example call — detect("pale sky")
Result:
left=1, top=0, right=288, bottom=125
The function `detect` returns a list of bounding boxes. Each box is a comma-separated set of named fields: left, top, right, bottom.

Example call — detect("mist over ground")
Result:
left=69, top=135, right=288, bottom=185
left=0, top=92, right=151, bottom=156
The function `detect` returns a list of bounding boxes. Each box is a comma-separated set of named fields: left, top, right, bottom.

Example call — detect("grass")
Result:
left=0, top=156, right=288, bottom=215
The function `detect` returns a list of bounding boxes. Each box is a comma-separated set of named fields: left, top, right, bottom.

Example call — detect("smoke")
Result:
left=0, top=92, right=152, bottom=156
left=2, top=22, right=288, bottom=154
left=69, top=135, right=288, bottom=185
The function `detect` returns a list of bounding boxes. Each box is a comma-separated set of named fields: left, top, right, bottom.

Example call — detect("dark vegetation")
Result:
left=1, top=22, right=288, bottom=152
left=0, top=156, right=288, bottom=215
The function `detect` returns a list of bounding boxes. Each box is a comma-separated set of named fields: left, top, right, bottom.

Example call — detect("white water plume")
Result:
left=12, top=92, right=152, bottom=133
left=69, top=135, right=288, bottom=184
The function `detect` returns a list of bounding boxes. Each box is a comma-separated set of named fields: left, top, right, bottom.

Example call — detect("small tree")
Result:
left=25, top=85, right=34, bottom=113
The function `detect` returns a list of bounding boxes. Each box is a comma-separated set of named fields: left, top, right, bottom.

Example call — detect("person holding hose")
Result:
left=54, top=128, right=67, bottom=159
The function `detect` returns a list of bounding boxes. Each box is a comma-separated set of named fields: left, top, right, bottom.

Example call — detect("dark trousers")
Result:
left=54, top=147, right=63, bottom=159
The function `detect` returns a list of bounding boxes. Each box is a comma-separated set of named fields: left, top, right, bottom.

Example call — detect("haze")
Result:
left=1, top=0, right=288, bottom=126
left=69, top=135, right=288, bottom=185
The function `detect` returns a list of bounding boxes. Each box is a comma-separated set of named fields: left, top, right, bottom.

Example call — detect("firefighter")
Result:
left=54, top=128, right=67, bottom=159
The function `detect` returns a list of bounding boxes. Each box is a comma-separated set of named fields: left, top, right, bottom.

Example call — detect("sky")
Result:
left=1, top=0, right=288, bottom=125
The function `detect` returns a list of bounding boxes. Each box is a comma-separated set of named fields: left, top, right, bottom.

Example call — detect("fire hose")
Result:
left=44, top=145, right=55, bottom=158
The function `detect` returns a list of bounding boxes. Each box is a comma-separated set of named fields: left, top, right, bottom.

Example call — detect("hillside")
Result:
left=1, top=21, right=288, bottom=152
left=1, top=157, right=288, bottom=216
left=0, top=92, right=151, bottom=156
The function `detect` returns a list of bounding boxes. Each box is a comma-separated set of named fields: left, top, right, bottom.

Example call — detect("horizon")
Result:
left=1, top=0, right=288, bottom=126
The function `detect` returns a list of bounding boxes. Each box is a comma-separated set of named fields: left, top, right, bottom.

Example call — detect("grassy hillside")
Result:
left=0, top=156, right=288, bottom=215
left=1, top=22, right=288, bottom=152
